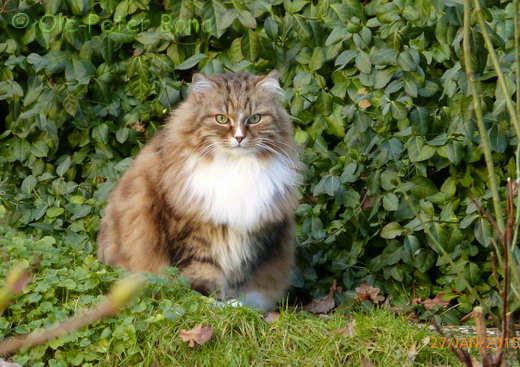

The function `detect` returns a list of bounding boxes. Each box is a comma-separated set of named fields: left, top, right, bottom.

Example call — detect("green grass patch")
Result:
left=0, top=225, right=457, bottom=366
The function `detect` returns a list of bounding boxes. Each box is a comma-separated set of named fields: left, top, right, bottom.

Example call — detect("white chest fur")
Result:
left=184, top=153, right=296, bottom=232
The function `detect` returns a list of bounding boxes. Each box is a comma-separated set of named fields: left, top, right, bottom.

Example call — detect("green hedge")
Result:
left=0, top=0, right=516, bottom=318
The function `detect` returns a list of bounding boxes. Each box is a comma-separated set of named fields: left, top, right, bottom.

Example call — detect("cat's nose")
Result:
left=235, top=136, right=244, bottom=144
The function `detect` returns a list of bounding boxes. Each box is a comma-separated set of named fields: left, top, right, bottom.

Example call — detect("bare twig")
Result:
left=463, top=0, right=505, bottom=234
left=473, top=306, right=491, bottom=366
left=0, top=0, right=12, bottom=15
left=0, top=274, right=144, bottom=356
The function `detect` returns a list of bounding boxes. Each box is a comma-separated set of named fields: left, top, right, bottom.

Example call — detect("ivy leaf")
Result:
left=313, top=175, right=341, bottom=196
left=380, top=222, right=403, bottom=239
left=56, top=156, right=71, bottom=177
left=21, top=175, right=37, bottom=194
left=488, top=125, right=507, bottom=153
left=175, top=53, right=208, bottom=70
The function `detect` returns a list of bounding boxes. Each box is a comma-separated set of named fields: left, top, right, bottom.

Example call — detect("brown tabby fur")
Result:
left=97, top=71, right=301, bottom=310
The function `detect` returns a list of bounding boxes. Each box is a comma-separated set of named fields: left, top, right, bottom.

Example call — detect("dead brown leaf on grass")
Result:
left=328, top=320, right=356, bottom=337
left=303, top=280, right=337, bottom=314
left=407, top=343, right=417, bottom=363
left=355, top=281, right=385, bottom=304
left=421, top=293, right=449, bottom=310
left=360, top=356, right=375, bottom=367
left=179, top=324, right=213, bottom=348
left=263, top=312, right=280, bottom=323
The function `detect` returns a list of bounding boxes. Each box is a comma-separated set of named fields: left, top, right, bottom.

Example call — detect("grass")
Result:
left=95, top=300, right=457, bottom=367
left=0, top=226, right=493, bottom=366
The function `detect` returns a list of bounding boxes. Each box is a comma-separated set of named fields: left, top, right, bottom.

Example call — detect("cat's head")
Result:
left=183, top=71, right=295, bottom=159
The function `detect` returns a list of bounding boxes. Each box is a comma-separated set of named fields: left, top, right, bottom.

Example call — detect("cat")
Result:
left=97, top=70, right=302, bottom=311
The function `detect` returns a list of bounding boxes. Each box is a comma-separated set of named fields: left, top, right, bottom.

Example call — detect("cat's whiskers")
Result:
left=255, top=142, right=297, bottom=173
left=254, top=138, right=298, bottom=172
left=256, top=137, right=299, bottom=156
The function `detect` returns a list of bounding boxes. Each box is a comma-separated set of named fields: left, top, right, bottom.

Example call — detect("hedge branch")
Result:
left=463, top=0, right=505, bottom=235
left=513, top=0, right=520, bottom=119
left=473, top=0, right=520, bottom=137
left=0, top=274, right=144, bottom=356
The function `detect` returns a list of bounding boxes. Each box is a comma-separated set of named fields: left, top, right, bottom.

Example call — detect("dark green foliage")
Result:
left=0, top=0, right=517, bottom=320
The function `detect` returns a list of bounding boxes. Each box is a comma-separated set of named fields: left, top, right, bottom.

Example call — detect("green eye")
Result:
left=248, top=114, right=261, bottom=124
left=215, top=115, right=229, bottom=124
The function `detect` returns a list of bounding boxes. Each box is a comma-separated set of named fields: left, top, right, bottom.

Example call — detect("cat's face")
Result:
left=185, top=71, right=293, bottom=158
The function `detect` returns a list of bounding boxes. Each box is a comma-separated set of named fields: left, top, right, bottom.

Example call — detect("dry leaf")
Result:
left=360, top=356, right=375, bottom=367
left=263, top=312, right=280, bottom=323
left=356, top=88, right=372, bottom=109
left=329, top=320, right=356, bottom=337
left=179, top=324, right=213, bottom=348
left=407, top=343, right=417, bottom=363
left=303, top=280, right=336, bottom=314
left=355, top=281, right=385, bottom=304
left=421, top=293, right=449, bottom=310
left=130, top=122, right=146, bottom=133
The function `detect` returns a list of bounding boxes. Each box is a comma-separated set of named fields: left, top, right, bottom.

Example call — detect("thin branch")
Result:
left=473, top=0, right=520, bottom=138
left=464, top=0, right=505, bottom=235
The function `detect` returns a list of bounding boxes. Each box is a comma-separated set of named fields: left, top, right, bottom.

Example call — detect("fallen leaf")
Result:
left=130, top=122, right=146, bottom=134
left=263, top=312, right=280, bottom=323
left=179, top=324, right=213, bottom=348
left=421, top=293, right=449, bottom=310
left=407, top=343, right=417, bottom=363
left=303, top=280, right=336, bottom=314
left=360, top=356, right=375, bottom=367
left=329, top=320, right=356, bottom=337
left=357, top=88, right=372, bottom=109
left=355, top=281, right=385, bottom=304
left=470, top=358, right=480, bottom=367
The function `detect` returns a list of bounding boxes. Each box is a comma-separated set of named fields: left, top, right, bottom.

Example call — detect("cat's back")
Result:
left=96, top=132, right=171, bottom=270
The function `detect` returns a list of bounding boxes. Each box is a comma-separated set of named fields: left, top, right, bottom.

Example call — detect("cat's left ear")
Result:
left=257, top=70, right=282, bottom=94
left=191, top=73, right=214, bottom=94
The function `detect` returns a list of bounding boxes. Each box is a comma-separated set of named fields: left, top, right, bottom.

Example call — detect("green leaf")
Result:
left=335, top=50, right=357, bottom=69
left=313, top=175, right=341, bottom=196
left=355, top=51, right=371, bottom=74
left=464, top=263, right=481, bottom=285
left=175, top=53, right=208, bottom=70
left=410, top=107, right=431, bottom=135
left=488, top=125, right=508, bottom=153
left=31, top=140, right=49, bottom=158
left=381, top=222, right=403, bottom=239
left=241, top=30, right=260, bottom=60
left=309, top=47, right=325, bottom=71
left=382, top=193, right=399, bottom=211
left=47, top=207, right=65, bottom=218
left=63, top=91, right=78, bottom=116
left=447, top=141, right=464, bottom=165
left=56, top=156, right=71, bottom=177
left=237, top=9, right=257, bottom=29
left=21, top=175, right=37, bottom=194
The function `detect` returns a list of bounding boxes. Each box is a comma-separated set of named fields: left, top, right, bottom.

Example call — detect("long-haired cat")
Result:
left=97, top=70, right=301, bottom=310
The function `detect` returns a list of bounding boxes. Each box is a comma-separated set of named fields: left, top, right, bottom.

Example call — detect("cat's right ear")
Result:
left=191, top=73, right=214, bottom=94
